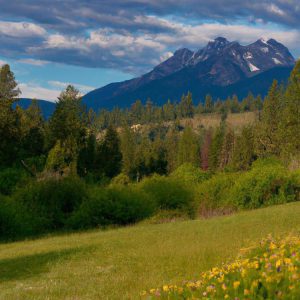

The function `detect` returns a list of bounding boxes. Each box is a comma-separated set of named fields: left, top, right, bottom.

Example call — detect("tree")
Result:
left=204, top=94, right=213, bottom=113
left=47, top=85, right=87, bottom=174
left=179, top=92, right=194, bottom=118
left=20, top=100, right=45, bottom=158
left=120, top=125, right=136, bottom=178
left=280, top=61, right=300, bottom=161
left=177, top=126, right=199, bottom=166
left=256, top=80, right=282, bottom=157
left=219, top=128, right=235, bottom=169
left=200, top=129, right=212, bottom=170
left=97, top=125, right=122, bottom=178
left=231, top=126, right=256, bottom=170
left=0, top=64, right=21, bottom=166
left=208, top=124, right=225, bottom=171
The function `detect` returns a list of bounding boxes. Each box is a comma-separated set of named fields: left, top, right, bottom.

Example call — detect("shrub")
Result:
left=0, top=195, right=36, bottom=241
left=111, top=173, right=130, bottom=185
left=229, top=160, right=299, bottom=209
left=13, top=176, right=88, bottom=231
left=140, top=175, right=196, bottom=217
left=0, top=168, right=29, bottom=195
left=171, top=163, right=211, bottom=185
left=68, top=185, right=155, bottom=229
left=195, top=173, right=239, bottom=215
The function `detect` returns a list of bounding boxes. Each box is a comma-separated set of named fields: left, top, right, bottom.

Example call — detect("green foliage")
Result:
left=171, top=163, right=210, bottom=184
left=111, top=173, right=130, bottom=185
left=177, top=126, right=199, bottom=167
left=140, top=175, right=195, bottom=217
left=229, top=159, right=299, bottom=209
left=97, top=125, right=122, bottom=178
left=68, top=185, right=155, bottom=229
left=195, top=173, right=239, bottom=214
left=0, top=168, right=28, bottom=195
left=13, top=177, right=88, bottom=231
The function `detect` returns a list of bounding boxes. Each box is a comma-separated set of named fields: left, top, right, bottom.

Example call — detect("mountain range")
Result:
left=19, top=37, right=295, bottom=115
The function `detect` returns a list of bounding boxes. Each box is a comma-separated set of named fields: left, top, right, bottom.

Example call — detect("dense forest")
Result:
left=0, top=62, right=299, bottom=241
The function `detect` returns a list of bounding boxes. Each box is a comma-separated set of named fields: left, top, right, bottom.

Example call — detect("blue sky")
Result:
left=0, top=0, right=299, bottom=101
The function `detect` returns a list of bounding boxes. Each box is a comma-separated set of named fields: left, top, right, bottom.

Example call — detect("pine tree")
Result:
left=231, top=126, right=255, bottom=170
left=208, top=124, right=225, bottom=171
left=280, top=61, right=300, bottom=161
left=204, top=94, right=213, bottom=113
left=0, top=64, right=21, bottom=166
left=256, top=80, right=282, bottom=157
left=219, top=128, right=235, bottom=169
left=97, top=125, right=122, bottom=178
left=200, top=129, right=212, bottom=170
left=177, top=126, right=199, bottom=166
left=120, top=125, right=136, bottom=178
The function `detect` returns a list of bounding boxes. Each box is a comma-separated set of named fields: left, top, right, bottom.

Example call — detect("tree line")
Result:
left=0, top=62, right=299, bottom=183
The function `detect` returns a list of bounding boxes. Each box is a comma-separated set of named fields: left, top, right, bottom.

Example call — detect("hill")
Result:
left=15, top=98, right=56, bottom=119
left=1, top=202, right=300, bottom=299
left=82, top=37, right=295, bottom=110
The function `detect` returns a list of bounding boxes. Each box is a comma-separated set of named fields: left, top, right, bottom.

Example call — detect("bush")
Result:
left=140, top=175, right=195, bottom=217
left=195, top=173, right=239, bottom=215
left=229, top=159, right=299, bottom=209
left=171, top=163, right=211, bottom=185
left=68, top=185, right=155, bottom=229
left=0, top=168, right=29, bottom=195
left=0, top=195, right=36, bottom=241
left=111, top=173, right=130, bottom=185
left=13, top=176, right=88, bottom=231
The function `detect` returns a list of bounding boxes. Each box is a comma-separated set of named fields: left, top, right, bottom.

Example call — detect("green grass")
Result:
left=1, top=202, right=300, bottom=299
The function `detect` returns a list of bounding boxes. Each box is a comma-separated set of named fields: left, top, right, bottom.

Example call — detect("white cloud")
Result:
left=0, top=21, right=46, bottom=38
left=18, top=59, right=49, bottom=66
left=19, top=83, right=60, bottom=102
left=48, top=80, right=95, bottom=93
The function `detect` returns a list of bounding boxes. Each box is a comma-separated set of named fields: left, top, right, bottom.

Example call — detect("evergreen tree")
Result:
left=219, top=128, right=235, bottom=169
left=0, top=64, right=21, bottom=166
left=256, top=80, right=282, bottom=157
left=204, top=94, right=213, bottom=113
left=208, top=124, right=225, bottom=171
left=97, top=125, right=122, bottom=178
left=231, top=126, right=255, bottom=170
left=177, top=126, right=199, bottom=166
left=200, top=129, right=212, bottom=171
left=120, top=125, right=136, bottom=178
left=280, top=61, right=300, bottom=160
left=47, top=85, right=87, bottom=174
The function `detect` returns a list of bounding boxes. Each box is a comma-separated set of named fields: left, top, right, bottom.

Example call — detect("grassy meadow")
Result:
left=1, top=201, right=300, bottom=299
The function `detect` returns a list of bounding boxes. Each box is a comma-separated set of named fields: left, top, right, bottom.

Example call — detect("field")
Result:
left=179, top=111, right=257, bottom=131
left=1, top=202, right=300, bottom=300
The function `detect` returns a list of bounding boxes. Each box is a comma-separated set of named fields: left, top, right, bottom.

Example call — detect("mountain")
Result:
left=15, top=98, right=56, bottom=119
left=83, top=37, right=295, bottom=110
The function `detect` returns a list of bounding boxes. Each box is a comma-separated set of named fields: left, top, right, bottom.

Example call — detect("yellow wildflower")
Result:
left=233, top=281, right=240, bottom=289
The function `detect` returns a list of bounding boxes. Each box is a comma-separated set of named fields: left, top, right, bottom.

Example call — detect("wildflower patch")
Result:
left=142, top=235, right=300, bottom=299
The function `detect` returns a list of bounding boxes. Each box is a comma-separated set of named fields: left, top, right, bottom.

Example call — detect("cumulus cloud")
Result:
left=48, top=81, right=95, bottom=93
left=19, top=82, right=60, bottom=101
left=0, top=1, right=299, bottom=74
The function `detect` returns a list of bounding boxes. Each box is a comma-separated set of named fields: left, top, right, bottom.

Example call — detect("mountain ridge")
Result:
left=82, top=37, right=295, bottom=110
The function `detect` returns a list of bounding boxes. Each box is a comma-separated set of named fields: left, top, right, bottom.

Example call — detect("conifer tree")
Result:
left=177, top=125, right=199, bottom=166
left=204, top=94, right=213, bottom=113
left=231, top=126, right=255, bottom=170
left=256, top=80, right=282, bottom=157
left=0, top=64, right=21, bottom=166
left=97, top=125, right=122, bottom=178
left=208, top=123, right=225, bottom=171
left=280, top=61, right=300, bottom=160
left=200, top=129, right=212, bottom=170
